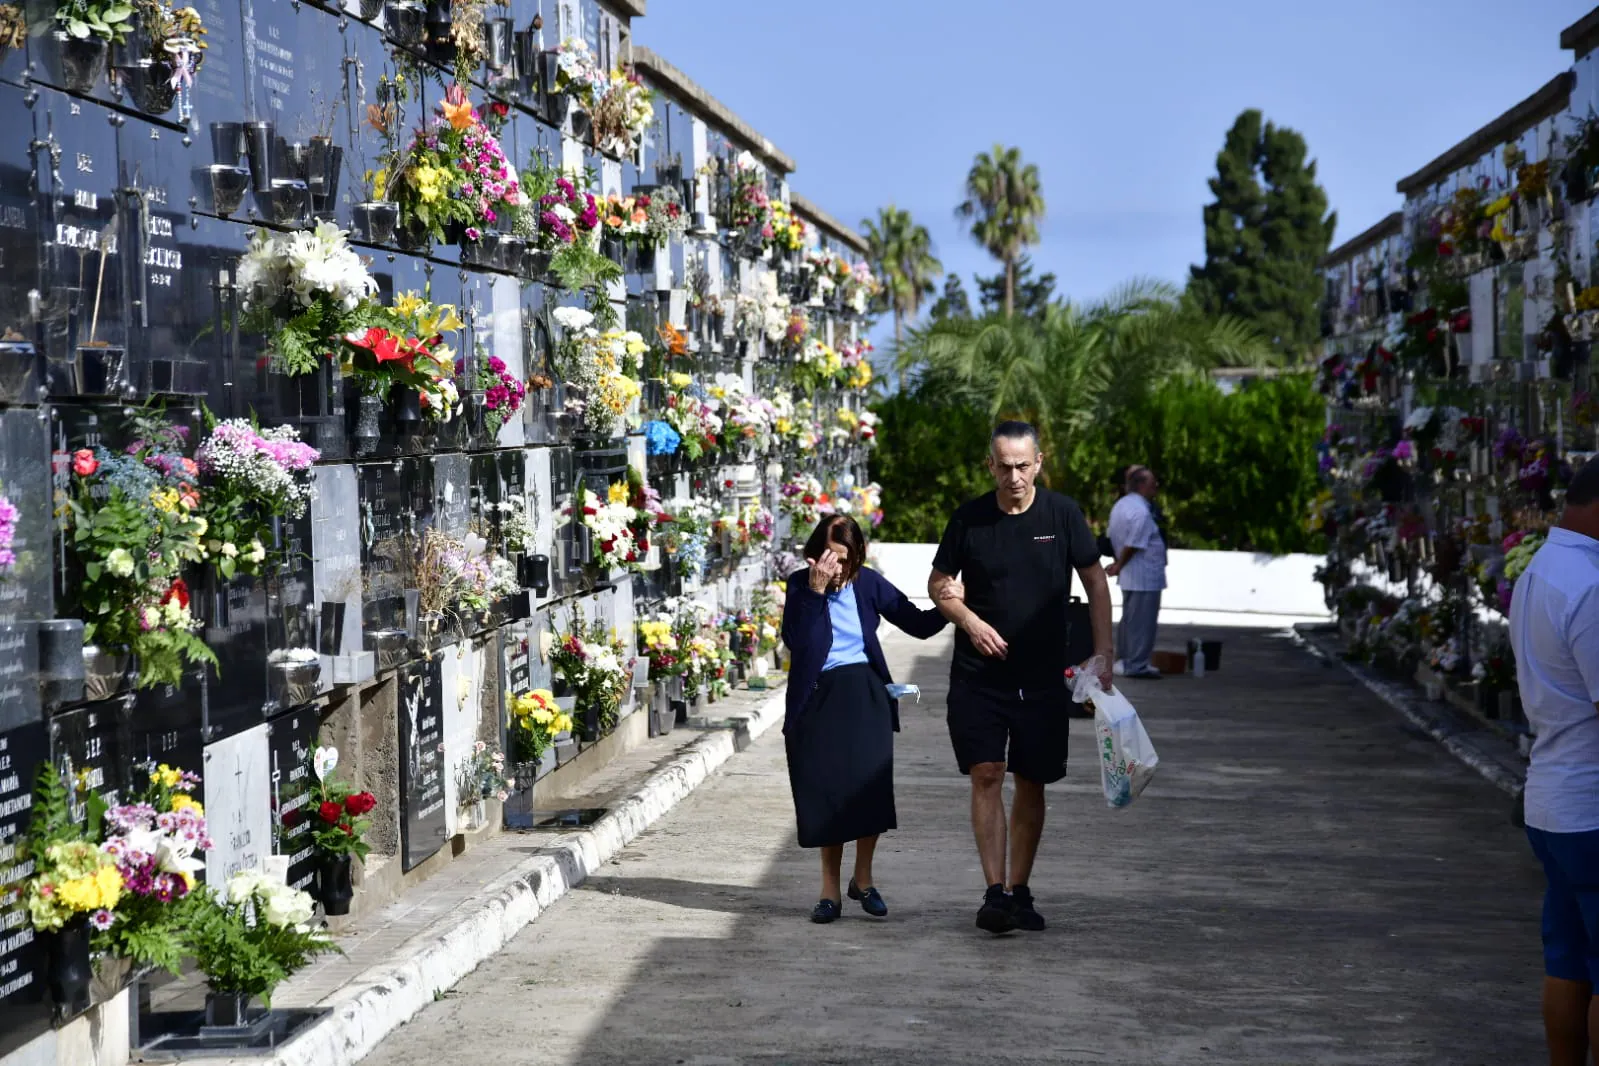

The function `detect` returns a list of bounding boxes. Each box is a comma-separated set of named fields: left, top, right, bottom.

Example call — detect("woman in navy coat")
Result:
left=781, top=514, right=954, bottom=923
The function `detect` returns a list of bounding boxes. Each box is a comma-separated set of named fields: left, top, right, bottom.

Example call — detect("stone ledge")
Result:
left=629, top=46, right=796, bottom=173
left=788, top=192, right=869, bottom=256
left=175, top=686, right=787, bottom=1066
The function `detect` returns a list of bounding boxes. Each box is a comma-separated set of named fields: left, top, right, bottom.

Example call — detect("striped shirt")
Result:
left=1107, top=493, right=1167, bottom=592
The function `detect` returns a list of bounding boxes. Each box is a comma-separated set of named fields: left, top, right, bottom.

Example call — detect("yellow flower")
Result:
left=156, top=764, right=183, bottom=788
left=420, top=303, right=464, bottom=336
left=608, top=482, right=628, bottom=505
left=414, top=165, right=445, bottom=204
left=394, top=291, right=424, bottom=320
left=669, top=372, right=692, bottom=388
left=150, top=487, right=180, bottom=513
left=170, top=794, right=203, bottom=816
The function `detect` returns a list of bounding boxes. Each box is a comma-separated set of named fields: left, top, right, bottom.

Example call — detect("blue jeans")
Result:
left=1118, top=590, right=1162, bottom=675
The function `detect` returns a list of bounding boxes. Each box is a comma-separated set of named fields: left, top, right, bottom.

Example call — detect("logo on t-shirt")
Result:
left=1034, top=535, right=1055, bottom=542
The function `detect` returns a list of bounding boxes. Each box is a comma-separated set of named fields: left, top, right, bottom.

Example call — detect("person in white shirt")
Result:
left=1106, top=466, right=1167, bottom=680
left=1510, top=459, right=1599, bottom=1066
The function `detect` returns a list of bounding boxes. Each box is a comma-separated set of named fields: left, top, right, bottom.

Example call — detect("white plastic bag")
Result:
left=1068, top=665, right=1159, bottom=808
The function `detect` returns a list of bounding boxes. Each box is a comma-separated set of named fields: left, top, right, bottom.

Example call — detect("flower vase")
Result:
left=354, top=392, right=384, bottom=456
left=577, top=705, right=600, bottom=743
left=46, top=919, right=92, bottom=1021
left=90, top=954, right=134, bottom=1004
left=121, top=59, right=178, bottom=115
left=465, top=798, right=486, bottom=830
left=204, top=991, right=254, bottom=1029
left=51, top=32, right=108, bottom=94
left=352, top=201, right=399, bottom=244
left=315, top=852, right=355, bottom=916
left=358, top=0, right=384, bottom=19
left=82, top=644, right=130, bottom=702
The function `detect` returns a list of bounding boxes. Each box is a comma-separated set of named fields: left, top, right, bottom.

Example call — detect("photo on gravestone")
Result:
left=0, top=85, right=40, bottom=395
left=0, top=721, right=50, bottom=1055
left=266, top=507, right=321, bottom=712
left=48, top=700, right=133, bottom=818
left=35, top=88, right=130, bottom=400
left=397, top=653, right=446, bottom=871
left=268, top=707, right=319, bottom=893
left=201, top=722, right=270, bottom=884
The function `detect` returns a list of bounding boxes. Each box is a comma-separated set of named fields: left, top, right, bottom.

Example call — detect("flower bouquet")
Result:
left=637, top=615, right=683, bottom=679
left=727, top=162, right=772, bottom=245
left=238, top=223, right=379, bottom=377
left=792, top=336, right=843, bottom=393
left=779, top=474, right=830, bottom=529
left=573, top=482, right=644, bottom=571
left=185, top=870, right=338, bottom=1011
left=389, top=84, right=522, bottom=249
left=340, top=291, right=463, bottom=435
left=590, top=64, right=654, bottom=157
left=195, top=417, right=318, bottom=580
left=458, top=347, right=527, bottom=440
left=304, top=760, right=377, bottom=916
left=766, top=199, right=807, bottom=254
left=93, top=763, right=209, bottom=976
left=508, top=688, right=572, bottom=766
left=551, top=36, right=607, bottom=109
left=456, top=740, right=511, bottom=819
left=56, top=421, right=218, bottom=691
left=522, top=159, right=617, bottom=292
left=661, top=372, right=722, bottom=461
left=555, top=308, right=643, bottom=439
left=655, top=497, right=712, bottom=578
left=550, top=609, right=633, bottom=740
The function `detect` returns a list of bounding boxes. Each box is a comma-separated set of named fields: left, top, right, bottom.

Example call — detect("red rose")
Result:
left=71, top=449, right=98, bottom=477
left=161, top=578, right=191, bottom=611
left=345, top=791, right=376, bottom=816
left=318, top=801, right=344, bottom=824
left=340, top=823, right=354, bottom=835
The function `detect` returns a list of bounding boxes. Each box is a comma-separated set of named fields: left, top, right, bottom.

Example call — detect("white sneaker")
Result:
left=1113, top=660, right=1126, bottom=676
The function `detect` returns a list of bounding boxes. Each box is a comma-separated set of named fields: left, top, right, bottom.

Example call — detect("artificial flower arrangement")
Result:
left=238, top=223, right=379, bottom=377
left=551, top=36, right=608, bottom=109
left=93, top=762, right=210, bottom=974
left=388, top=84, right=522, bottom=249
left=184, top=869, right=337, bottom=1008
left=637, top=613, right=684, bottom=679
left=660, top=372, right=722, bottom=461
left=599, top=193, right=650, bottom=249
left=20, top=765, right=126, bottom=944
left=839, top=340, right=875, bottom=391
left=654, top=497, right=713, bottom=578
left=572, top=481, right=645, bottom=572
left=340, top=291, right=464, bottom=422
left=745, top=502, right=775, bottom=547
left=550, top=607, right=634, bottom=740
left=490, top=493, right=536, bottom=554
left=521, top=158, right=619, bottom=293
left=710, top=374, right=776, bottom=456
left=456, top=740, right=512, bottom=813
left=458, top=345, right=527, bottom=440
left=833, top=481, right=886, bottom=530
left=194, top=416, right=318, bottom=580
left=791, top=336, right=843, bottom=393
left=415, top=529, right=519, bottom=626
left=51, top=0, right=136, bottom=43
left=778, top=473, right=830, bottom=529
left=590, top=64, right=655, bottom=157
left=55, top=418, right=218, bottom=689
left=856, top=409, right=879, bottom=445
left=766, top=199, right=807, bottom=254
left=727, top=161, right=773, bottom=242
left=128, top=0, right=206, bottom=110
left=508, top=688, right=573, bottom=765
left=553, top=307, right=644, bottom=438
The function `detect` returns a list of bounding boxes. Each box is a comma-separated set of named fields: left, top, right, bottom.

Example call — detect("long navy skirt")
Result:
left=785, top=662, right=897, bottom=848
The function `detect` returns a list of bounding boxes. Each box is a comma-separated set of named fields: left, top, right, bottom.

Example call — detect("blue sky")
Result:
left=639, top=0, right=1595, bottom=338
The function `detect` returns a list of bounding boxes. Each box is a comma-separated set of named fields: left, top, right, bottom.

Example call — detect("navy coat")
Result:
left=780, top=565, right=949, bottom=735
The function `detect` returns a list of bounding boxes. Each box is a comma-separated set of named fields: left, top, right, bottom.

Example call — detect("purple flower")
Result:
left=465, top=227, right=482, bottom=241
left=89, top=910, right=115, bottom=931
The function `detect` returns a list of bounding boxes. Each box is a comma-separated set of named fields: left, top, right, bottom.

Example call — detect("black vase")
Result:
left=315, top=852, right=355, bottom=916
left=578, top=705, right=600, bottom=743
left=46, top=920, right=92, bottom=1020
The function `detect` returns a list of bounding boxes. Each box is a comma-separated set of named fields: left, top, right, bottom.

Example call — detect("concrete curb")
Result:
left=1289, top=625, right=1525, bottom=798
left=189, top=688, right=787, bottom=1066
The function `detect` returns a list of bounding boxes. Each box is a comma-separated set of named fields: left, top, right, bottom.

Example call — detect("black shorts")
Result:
left=946, top=679, right=1070, bottom=784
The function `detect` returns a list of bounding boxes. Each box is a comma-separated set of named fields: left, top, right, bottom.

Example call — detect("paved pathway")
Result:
left=361, top=626, right=1546, bottom=1066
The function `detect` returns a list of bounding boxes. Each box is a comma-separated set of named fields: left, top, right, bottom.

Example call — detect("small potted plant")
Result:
left=184, top=870, right=338, bottom=1025
left=304, top=759, right=376, bottom=917
left=48, top=0, right=137, bottom=93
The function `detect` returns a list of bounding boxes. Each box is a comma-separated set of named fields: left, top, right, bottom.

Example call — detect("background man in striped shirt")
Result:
left=1106, top=465, right=1167, bottom=680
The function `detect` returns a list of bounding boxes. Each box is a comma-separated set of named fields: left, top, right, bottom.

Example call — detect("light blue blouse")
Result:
left=822, top=583, right=870, bottom=672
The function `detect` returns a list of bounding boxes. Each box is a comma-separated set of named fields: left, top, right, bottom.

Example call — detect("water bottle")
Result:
left=1189, top=638, right=1206, bottom=678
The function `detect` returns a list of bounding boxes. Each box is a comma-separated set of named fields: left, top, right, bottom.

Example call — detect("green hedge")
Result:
left=871, top=374, right=1321, bottom=553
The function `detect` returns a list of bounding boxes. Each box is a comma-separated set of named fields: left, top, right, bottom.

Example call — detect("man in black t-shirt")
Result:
left=928, top=420, right=1114, bottom=935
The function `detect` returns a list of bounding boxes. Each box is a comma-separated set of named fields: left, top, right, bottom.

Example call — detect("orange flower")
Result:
left=441, top=84, right=474, bottom=131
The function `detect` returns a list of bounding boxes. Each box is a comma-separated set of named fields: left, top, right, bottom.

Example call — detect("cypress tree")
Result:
left=1189, top=109, right=1336, bottom=360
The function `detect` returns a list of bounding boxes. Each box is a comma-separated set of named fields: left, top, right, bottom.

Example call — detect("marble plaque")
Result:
left=397, top=653, right=446, bottom=871
left=267, top=707, right=318, bottom=892
left=0, top=721, right=47, bottom=1008
left=311, top=464, right=363, bottom=656
left=202, top=722, right=271, bottom=884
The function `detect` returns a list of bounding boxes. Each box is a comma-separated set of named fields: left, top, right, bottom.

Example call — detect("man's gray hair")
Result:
left=1126, top=465, right=1152, bottom=492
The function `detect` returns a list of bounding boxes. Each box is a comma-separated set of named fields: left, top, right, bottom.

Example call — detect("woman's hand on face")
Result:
left=807, top=552, right=842, bottom=594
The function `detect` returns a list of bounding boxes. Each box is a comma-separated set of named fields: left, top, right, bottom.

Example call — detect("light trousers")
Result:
left=1118, top=590, right=1163, bottom=675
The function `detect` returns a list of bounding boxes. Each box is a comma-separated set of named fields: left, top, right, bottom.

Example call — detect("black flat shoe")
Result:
left=976, top=890, right=1017, bottom=935
left=847, top=879, right=887, bottom=917
left=811, top=898, right=842, bottom=923
left=1010, top=887, right=1046, bottom=931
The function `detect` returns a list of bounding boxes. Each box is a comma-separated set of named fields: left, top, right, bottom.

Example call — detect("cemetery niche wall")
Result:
left=0, top=0, right=887, bottom=1058
left=1312, top=20, right=1599, bottom=758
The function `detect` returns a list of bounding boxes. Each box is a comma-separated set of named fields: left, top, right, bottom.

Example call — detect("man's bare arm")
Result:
left=1076, top=562, right=1116, bottom=687
left=929, top=568, right=1007, bottom=658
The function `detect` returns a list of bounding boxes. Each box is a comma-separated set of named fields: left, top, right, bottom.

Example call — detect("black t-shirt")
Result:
left=931, top=489, right=1100, bottom=691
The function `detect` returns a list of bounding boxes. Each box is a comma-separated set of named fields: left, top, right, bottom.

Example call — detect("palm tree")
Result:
left=862, top=206, right=943, bottom=389
left=897, top=279, right=1274, bottom=485
left=957, top=145, right=1045, bottom=318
